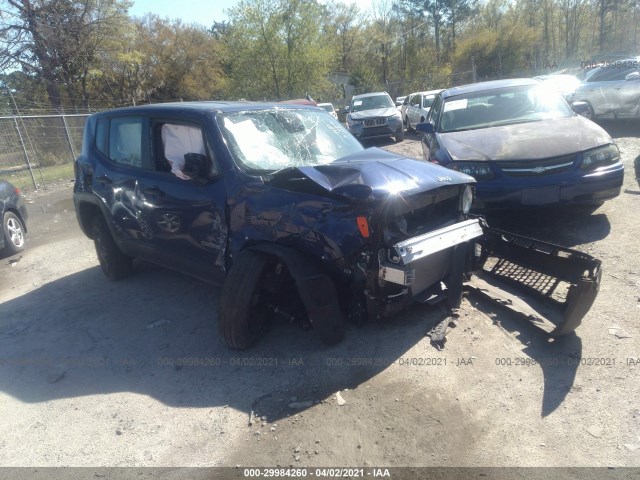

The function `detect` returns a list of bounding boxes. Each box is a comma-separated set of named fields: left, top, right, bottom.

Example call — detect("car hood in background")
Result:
left=440, top=116, right=612, bottom=161
left=267, top=147, right=473, bottom=202
left=349, top=107, right=399, bottom=120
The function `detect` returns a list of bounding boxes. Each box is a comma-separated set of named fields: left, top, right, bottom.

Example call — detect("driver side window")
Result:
left=151, top=121, right=217, bottom=180
left=427, top=95, right=443, bottom=125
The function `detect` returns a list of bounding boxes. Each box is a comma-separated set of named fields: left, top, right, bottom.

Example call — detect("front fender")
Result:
left=248, top=244, right=345, bottom=344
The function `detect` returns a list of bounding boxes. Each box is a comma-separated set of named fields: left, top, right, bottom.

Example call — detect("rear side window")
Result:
left=94, top=115, right=145, bottom=168
left=108, top=117, right=143, bottom=167
left=588, top=66, right=636, bottom=82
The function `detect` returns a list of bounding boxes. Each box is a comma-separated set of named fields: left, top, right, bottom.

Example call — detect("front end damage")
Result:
left=349, top=212, right=601, bottom=337
left=465, top=222, right=601, bottom=335
left=259, top=149, right=601, bottom=340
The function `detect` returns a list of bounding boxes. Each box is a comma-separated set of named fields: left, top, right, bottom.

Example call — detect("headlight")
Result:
left=581, top=144, right=619, bottom=170
left=460, top=185, right=474, bottom=214
left=449, top=161, right=495, bottom=180
left=347, top=118, right=363, bottom=127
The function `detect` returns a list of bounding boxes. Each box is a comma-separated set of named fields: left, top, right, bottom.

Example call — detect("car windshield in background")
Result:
left=350, top=94, right=395, bottom=112
left=220, top=108, right=363, bottom=172
left=440, top=84, right=574, bottom=133
left=423, top=95, right=436, bottom=108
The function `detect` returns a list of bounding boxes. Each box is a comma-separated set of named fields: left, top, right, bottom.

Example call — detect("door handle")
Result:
left=143, top=186, right=165, bottom=197
left=95, top=175, right=112, bottom=185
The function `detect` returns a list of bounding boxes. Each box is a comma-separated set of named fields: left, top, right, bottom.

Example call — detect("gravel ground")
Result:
left=0, top=119, right=639, bottom=471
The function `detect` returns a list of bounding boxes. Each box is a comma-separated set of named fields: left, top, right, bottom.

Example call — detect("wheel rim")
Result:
left=7, top=217, right=24, bottom=248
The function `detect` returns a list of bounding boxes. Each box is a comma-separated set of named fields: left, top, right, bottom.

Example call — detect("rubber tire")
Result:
left=2, top=211, right=26, bottom=255
left=92, top=215, right=133, bottom=280
left=395, top=126, right=404, bottom=142
left=218, top=250, right=273, bottom=350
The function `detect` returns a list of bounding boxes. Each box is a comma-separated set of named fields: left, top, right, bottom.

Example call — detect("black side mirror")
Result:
left=571, top=101, right=589, bottom=115
left=182, top=153, right=212, bottom=179
left=415, top=122, right=435, bottom=134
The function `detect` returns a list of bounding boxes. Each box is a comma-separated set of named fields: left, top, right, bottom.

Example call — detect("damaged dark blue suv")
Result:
left=74, top=102, right=602, bottom=349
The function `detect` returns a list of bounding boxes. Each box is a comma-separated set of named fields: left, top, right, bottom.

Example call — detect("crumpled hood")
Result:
left=349, top=107, right=399, bottom=120
left=440, top=116, right=612, bottom=161
left=267, top=148, right=474, bottom=202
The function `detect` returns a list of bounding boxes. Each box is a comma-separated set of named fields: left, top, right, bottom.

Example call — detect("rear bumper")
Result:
left=474, top=162, right=624, bottom=209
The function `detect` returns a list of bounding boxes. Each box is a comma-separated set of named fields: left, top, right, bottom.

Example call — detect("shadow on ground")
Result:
left=0, top=255, right=580, bottom=420
left=0, top=261, right=448, bottom=420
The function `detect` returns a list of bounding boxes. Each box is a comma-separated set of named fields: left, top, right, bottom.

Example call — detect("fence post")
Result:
left=12, top=115, right=37, bottom=190
left=61, top=113, right=77, bottom=160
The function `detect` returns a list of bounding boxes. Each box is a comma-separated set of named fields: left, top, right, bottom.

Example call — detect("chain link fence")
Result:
left=0, top=113, right=89, bottom=191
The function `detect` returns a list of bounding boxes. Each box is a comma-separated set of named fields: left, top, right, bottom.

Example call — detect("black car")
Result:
left=73, top=101, right=602, bottom=349
left=1, top=180, right=28, bottom=256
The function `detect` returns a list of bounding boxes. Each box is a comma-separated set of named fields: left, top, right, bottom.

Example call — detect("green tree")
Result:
left=0, top=0, right=131, bottom=110
left=223, top=0, right=333, bottom=100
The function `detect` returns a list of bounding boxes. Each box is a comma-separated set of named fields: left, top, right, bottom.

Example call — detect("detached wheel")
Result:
left=219, top=250, right=273, bottom=349
left=395, top=126, right=405, bottom=142
left=92, top=216, right=133, bottom=280
left=2, top=211, right=26, bottom=255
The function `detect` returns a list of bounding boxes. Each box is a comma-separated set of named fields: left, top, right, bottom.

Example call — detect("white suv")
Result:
left=403, top=89, right=443, bottom=131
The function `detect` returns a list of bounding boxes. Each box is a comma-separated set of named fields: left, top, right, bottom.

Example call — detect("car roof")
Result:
left=409, top=89, right=444, bottom=97
left=441, top=78, right=539, bottom=99
left=351, top=92, right=390, bottom=100
left=93, top=101, right=321, bottom=117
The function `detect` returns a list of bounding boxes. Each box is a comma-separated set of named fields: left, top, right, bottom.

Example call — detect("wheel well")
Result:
left=77, top=202, right=102, bottom=238
left=420, top=116, right=425, bottom=122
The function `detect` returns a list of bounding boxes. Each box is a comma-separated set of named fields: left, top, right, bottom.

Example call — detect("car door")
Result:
left=408, top=94, right=421, bottom=126
left=421, top=95, right=444, bottom=162
left=134, top=116, right=228, bottom=284
left=581, top=66, right=629, bottom=114
left=613, top=68, right=640, bottom=115
left=92, top=114, right=153, bottom=257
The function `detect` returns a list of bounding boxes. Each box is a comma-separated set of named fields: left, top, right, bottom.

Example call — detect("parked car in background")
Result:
left=417, top=78, right=624, bottom=209
left=317, top=102, right=338, bottom=120
left=347, top=92, right=404, bottom=142
left=534, top=74, right=581, bottom=101
left=73, top=101, right=602, bottom=348
left=572, top=58, right=640, bottom=119
left=1, top=179, right=28, bottom=256
left=404, top=89, right=443, bottom=132
left=395, top=96, right=406, bottom=109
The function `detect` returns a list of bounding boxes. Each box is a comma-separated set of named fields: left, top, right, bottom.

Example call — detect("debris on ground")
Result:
left=335, top=391, right=347, bottom=406
left=587, top=425, right=603, bottom=438
left=608, top=325, right=632, bottom=339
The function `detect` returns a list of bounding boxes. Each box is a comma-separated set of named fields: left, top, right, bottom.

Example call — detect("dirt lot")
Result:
left=0, top=120, right=639, bottom=471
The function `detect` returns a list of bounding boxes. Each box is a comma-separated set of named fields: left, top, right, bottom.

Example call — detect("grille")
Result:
left=498, top=154, right=576, bottom=176
left=484, top=258, right=569, bottom=302
left=364, top=117, right=387, bottom=127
